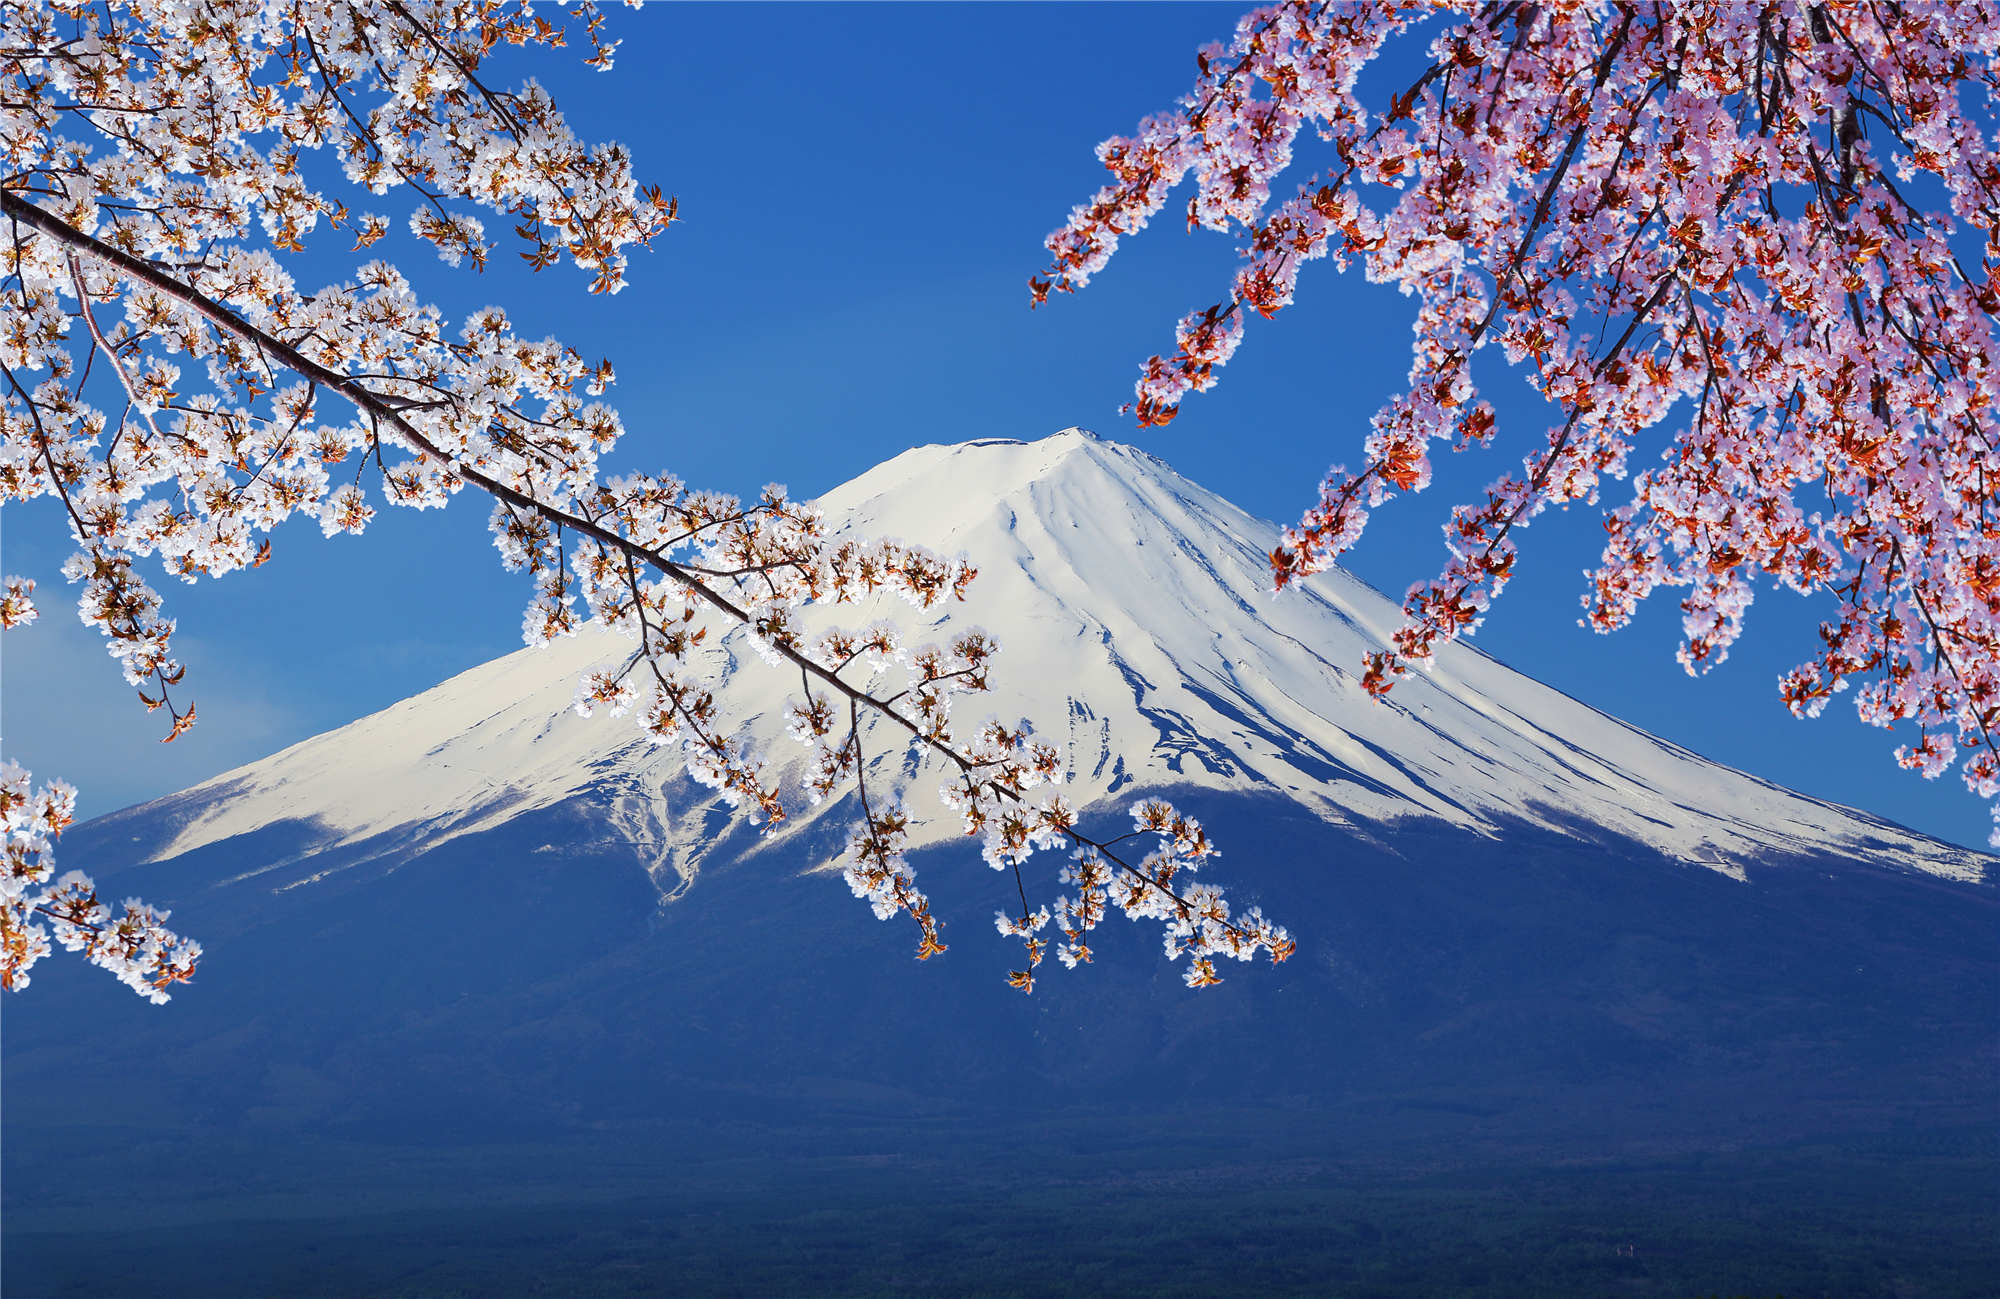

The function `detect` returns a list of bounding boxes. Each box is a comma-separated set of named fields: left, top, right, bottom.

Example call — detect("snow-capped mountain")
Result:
left=8, top=429, right=1994, bottom=1238
left=125, top=426, right=1985, bottom=894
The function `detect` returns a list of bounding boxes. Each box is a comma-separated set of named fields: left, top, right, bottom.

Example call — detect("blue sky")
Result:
left=3, top=2, right=1991, bottom=850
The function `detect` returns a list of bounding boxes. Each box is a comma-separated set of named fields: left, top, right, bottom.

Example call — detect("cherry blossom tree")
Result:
left=0, top=0, right=1293, bottom=1002
left=1040, top=1, right=2000, bottom=843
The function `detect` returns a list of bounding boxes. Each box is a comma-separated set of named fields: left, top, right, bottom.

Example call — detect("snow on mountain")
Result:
left=136, top=427, right=1987, bottom=890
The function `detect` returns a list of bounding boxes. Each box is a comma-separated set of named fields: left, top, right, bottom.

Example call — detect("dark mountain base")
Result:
left=6, top=790, right=1995, bottom=1294
left=9, top=1129, right=1996, bottom=1298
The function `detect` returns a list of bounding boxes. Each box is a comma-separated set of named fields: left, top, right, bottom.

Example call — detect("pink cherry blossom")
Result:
left=1044, top=1, right=2000, bottom=844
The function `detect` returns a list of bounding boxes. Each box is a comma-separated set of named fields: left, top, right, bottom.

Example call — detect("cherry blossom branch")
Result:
left=3, top=189, right=1291, bottom=986
left=2, top=1, right=1292, bottom=999
left=1046, top=0, right=2000, bottom=841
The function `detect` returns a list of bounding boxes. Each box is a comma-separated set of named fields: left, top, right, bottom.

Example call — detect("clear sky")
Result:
left=2, top=3, right=1991, bottom=850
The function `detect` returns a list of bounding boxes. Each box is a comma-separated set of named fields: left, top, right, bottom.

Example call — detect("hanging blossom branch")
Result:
left=0, top=1, right=1290, bottom=999
left=1039, top=0, right=2000, bottom=844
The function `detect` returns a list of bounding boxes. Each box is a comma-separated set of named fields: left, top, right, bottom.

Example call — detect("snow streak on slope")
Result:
left=139, top=429, right=1987, bottom=886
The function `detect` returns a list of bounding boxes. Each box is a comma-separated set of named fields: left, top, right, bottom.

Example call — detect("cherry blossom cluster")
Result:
left=1, top=3, right=1289, bottom=995
left=0, top=762, right=199, bottom=1001
left=993, top=799, right=1294, bottom=991
left=5, top=0, right=666, bottom=293
left=1043, top=1, right=2000, bottom=842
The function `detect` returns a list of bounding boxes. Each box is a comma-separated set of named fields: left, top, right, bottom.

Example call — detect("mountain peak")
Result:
left=819, top=426, right=1175, bottom=530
